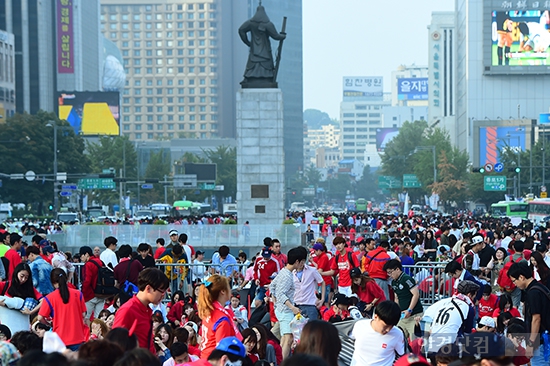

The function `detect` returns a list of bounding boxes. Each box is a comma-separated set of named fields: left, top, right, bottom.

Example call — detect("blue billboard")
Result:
left=397, top=78, right=428, bottom=100
left=478, top=126, right=526, bottom=167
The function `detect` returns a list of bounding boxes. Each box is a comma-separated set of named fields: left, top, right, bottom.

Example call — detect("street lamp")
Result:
left=411, top=146, right=437, bottom=184
left=45, top=121, right=58, bottom=216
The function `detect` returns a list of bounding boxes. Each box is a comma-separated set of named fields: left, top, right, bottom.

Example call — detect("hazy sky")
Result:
left=303, top=0, right=454, bottom=119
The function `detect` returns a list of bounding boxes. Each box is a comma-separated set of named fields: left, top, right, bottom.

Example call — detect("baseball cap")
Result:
left=169, top=230, right=178, bottom=236
left=215, top=336, right=246, bottom=358
left=478, top=316, right=496, bottom=329
left=42, top=245, right=55, bottom=254
left=331, top=293, right=349, bottom=306
left=472, top=235, right=484, bottom=244
left=262, top=247, right=272, bottom=258
left=312, top=243, right=324, bottom=251
left=39, top=239, right=49, bottom=247
left=350, top=267, right=361, bottom=278
left=394, top=354, right=430, bottom=366
left=457, top=280, right=480, bottom=295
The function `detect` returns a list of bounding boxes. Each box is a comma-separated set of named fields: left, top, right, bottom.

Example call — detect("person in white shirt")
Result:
left=350, top=300, right=405, bottom=366
left=191, top=250, right=206, bottom=283
left=100, top=236, right=118, bottom=269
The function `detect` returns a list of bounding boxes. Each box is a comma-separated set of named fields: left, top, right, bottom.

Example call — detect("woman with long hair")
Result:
left=486, top=247, right=507, bottom=293
left=492, top=292, right=521, bottom=320
left=530, top=251, right=550, bottom=288
left=251, top=323, right=277, bottom=366
left=241, top=328, right=259, bottom=364
left=294, top=320, right=341, bottom=366
left=197, top=274, right=239, bottom=359
left=423, top=230, right=437, bottom=260
left=154, top=323, right=174, bottom=363
left=350, top=268, right=385, bottom=314
left=37, top=268, right=87, bottom=350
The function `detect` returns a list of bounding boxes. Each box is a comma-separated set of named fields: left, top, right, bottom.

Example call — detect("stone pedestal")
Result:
left=236, top=89, right=285, bottom=226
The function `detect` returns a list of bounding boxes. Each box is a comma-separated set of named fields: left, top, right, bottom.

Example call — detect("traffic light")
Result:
left=471, top=167, right=485, bottom=173
left=508, top=167, right=521, bottom=173
left=48, top=205, right=53, bottom=210
left=515, top=167, right=521, bottom=173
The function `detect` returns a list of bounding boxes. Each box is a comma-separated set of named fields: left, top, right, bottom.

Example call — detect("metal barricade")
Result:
left=402, top=261, right=453, bottom=306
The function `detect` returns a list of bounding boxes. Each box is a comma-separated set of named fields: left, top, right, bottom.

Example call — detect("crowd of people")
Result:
left=0, top=212, right=549, bottom=366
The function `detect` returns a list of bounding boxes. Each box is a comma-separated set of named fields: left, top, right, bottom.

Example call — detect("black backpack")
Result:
left=1, top=257, right=8, bottom=280
left=90, top=260, right=118, bottom=297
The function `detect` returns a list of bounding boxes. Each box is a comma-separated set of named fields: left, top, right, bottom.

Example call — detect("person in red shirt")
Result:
left=478, top=285, right=499, bottom=318
left=321, top=293, right=350, bottom=322
left=271, top=239, right=287, bottom=269
left=350, top=268, right=386, bottom=314
left=113, top=267, right=169, bottom=353
left=79, top=246, right=105, bottom=324
left=312, top=241, right=333, bottom=306
left=154, top=238, right=166, bottom=260
left=349, top=225, right=357, bottom=246
left=253, top=247, right=280, bottom=308
left=320, top=236, right=358, bottom=297
left=38, top=268, right=87, bottom=350
left=197, top=274, right=240, bottom=360
left=361, top=239, right=391, bottom=301
left=492, top=292, right=521, bottom=319
left=4, top=233, right=23, bottom=280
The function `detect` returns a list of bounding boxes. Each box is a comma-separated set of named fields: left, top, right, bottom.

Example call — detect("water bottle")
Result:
left=543, top=330, right=550, bottom=362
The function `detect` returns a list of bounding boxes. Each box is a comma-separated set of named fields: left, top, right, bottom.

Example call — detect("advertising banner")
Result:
left=375, top=127, right=399, bottom=152
left=397, top=78, right=428, bottom=100
left=58, top=92, right=120, bottom=135
left=57, top=0, right=74, bottom=74
left=343, top=76, right=383, bottom=97
left=478, top=126, right=526, bottom=166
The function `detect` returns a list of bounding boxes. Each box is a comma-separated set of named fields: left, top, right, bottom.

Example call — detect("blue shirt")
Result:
left=30, top=257, right=54, bottom=295
left=211, top=253, right=238, bottom=277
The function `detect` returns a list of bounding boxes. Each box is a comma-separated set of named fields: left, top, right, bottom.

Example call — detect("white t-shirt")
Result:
left=350, top=319, right=405, bottom=366
left=422, top=297, right=470, bottom=352
left=100, top=248, right=118, bottom=269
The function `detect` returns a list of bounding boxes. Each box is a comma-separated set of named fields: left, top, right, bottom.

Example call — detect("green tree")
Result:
left=429, top=150, right=469, bottom=208
left=141, top=150, right=171, bottom=204
left=203, top=146, right=237, bottom=205
left=86, top=136, right=137, bottom=206
left=355, top=165, right=384, bottom=202
left=303, top=109, right=337, bottom=129
left=0, top=111, right=90, bottom=213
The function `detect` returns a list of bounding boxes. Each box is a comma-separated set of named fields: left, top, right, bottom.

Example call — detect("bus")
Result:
left=490, top=201, right=528, bottom=219
left=356, top=198, right=369, bottom=212
left=151, top=203, right=172, bottom=218
left=528, top=198, right=550, bottom=223
left=172, top=200, right=201, bottom=217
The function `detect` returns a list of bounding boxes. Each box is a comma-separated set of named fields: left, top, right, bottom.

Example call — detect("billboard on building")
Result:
left=343, top=76, right=383, bottom=97
left=397, top=78, right=428, bottom=100
left=376, top=127, right=400, bottom=152
left=478, top=126, right=527, bottom=166
left=57, top=92, right=120, bottom=135
left=57, top=0, right=74, bottom=74
left=491, top=9, right=550, bottom=67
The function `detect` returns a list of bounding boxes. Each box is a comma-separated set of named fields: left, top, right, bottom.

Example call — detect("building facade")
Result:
left=390, top=65, right=429, bottom=107
left=0, top=29, right=15, bottom=120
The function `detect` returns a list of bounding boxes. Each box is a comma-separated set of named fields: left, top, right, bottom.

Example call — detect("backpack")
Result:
left=1, top=257, right=9, bottom=280
left=118, top=259, right=139, bottom=305
left=497, top=257, right=524, bottom=292
left=90, top=260, right=118, bottom=297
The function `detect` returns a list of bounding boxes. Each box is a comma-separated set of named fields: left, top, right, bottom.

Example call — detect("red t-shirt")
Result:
left=4, top=248, right=21, bottom=279
left=331, top=250, right=358, bottom=287
left=188, top=344, right=201, bottom=358
left=268, top=339, right=283, bottom=366
left=113, top=296, right=154, bottom=353
left=478, top=294, right=499, bottom=318
left=39, top=288, right=88, bottom=346
left=313, top=252, right=333, bottom=286
left=154, top=247, right=166, bottom=260
left=322, top=306, right=350, bottom=321
left=82, top=257, right=103, bottom=302
left=253, top=257, right=280, bottom=286
left=200, top=306, right=236, bottom=360
left=355, top=280, right=386, bottom=304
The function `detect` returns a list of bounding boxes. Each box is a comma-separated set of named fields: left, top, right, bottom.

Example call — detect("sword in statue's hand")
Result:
left=273, top=16, right=287, bottom=84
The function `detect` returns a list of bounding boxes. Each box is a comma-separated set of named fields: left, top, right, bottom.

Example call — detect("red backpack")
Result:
left=497, top=256, right=524, bottom=292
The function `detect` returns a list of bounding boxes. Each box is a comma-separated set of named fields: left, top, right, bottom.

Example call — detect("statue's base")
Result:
left=240, top=78, right=278, bottom=89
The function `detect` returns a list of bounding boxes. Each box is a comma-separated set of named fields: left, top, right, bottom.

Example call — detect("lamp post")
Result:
left=46, top=121, right=58, bottom=216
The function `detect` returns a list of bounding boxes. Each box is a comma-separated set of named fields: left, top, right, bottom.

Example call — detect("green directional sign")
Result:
left=484, top=175, right=506, bottom=191
left=198, top=182, right=216, bottom=190
left=403, top=174, right=422, bottom=188
left=77, top=178, right=116, bottom=190
left=378, top=176, right=401, bottom=189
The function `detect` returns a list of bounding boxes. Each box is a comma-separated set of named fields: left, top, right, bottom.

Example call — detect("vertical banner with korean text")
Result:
left=57, top=0, right=73, bottom=74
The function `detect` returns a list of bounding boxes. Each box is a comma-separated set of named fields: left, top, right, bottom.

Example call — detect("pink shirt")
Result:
left=292, top=265, right=324, bottom=306
left=245, top=267, right=254, bottom=282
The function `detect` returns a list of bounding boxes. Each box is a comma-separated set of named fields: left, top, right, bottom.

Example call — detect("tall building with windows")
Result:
left=0, top=30, right=15, bottom=120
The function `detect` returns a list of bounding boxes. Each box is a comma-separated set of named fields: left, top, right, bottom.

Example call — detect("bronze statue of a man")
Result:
left=239, top=5, right=286, bottom=88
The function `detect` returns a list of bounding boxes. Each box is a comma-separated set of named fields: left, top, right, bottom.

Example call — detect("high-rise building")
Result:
left=0, top=0, right=105, bottom=114
left=390, top=65, right=429, bottom=107
left=0, top=29, right=15, bottom=120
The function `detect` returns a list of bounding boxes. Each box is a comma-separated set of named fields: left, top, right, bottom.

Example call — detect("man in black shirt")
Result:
left=507, top=261, right=550, bottom=366
left=136, top=243, right=156, bottom=268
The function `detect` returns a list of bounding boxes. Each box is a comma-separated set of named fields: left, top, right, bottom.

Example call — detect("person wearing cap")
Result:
left=167, top=230, right=179, bottom=249
left=252, top=247, right=280, bottom=308
left=270, top=246, right=307, bottom=359
left=79, top=245, right=106, bottom=324
left=158, top=244, right=189, bottom=292
left=350, top=301, right=405, bottom=366
left=100, top=236, right=118, bottom=269
left=185, top=336, right=246, bottom=366
left=26, top=246, right=54, bottom=296
left=507, top=261, right=550, bottom=366
left=311, top=240, right=333, bottom=306
left=384, top=259, right=423, bottom=341
left=293, top=246, right=325, bottom=321
left=462, top=235, right=484, bottom=273
left=476, top=316, right=496, bottom=332
left=3, top=234, right=22, bottom=280
left=422, top=280, right=479, bottom=353
left=394, top=353, right=431, bottom=366
left=191, top=250, right=206, bottom=283
left=322, top=293, right=350, bottom=322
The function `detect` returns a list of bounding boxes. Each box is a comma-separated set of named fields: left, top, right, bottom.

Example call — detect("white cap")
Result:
left=479, top=316, right=495, bottom=328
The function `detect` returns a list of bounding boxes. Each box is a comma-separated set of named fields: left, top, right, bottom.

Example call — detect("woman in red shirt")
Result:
left=350, top=268, right=385, bottom=314
left=492, top=293, right=521, bottom=319
left=198, top=274, right=240, bottom=359
left=38, top=268, right=88, bottom=350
